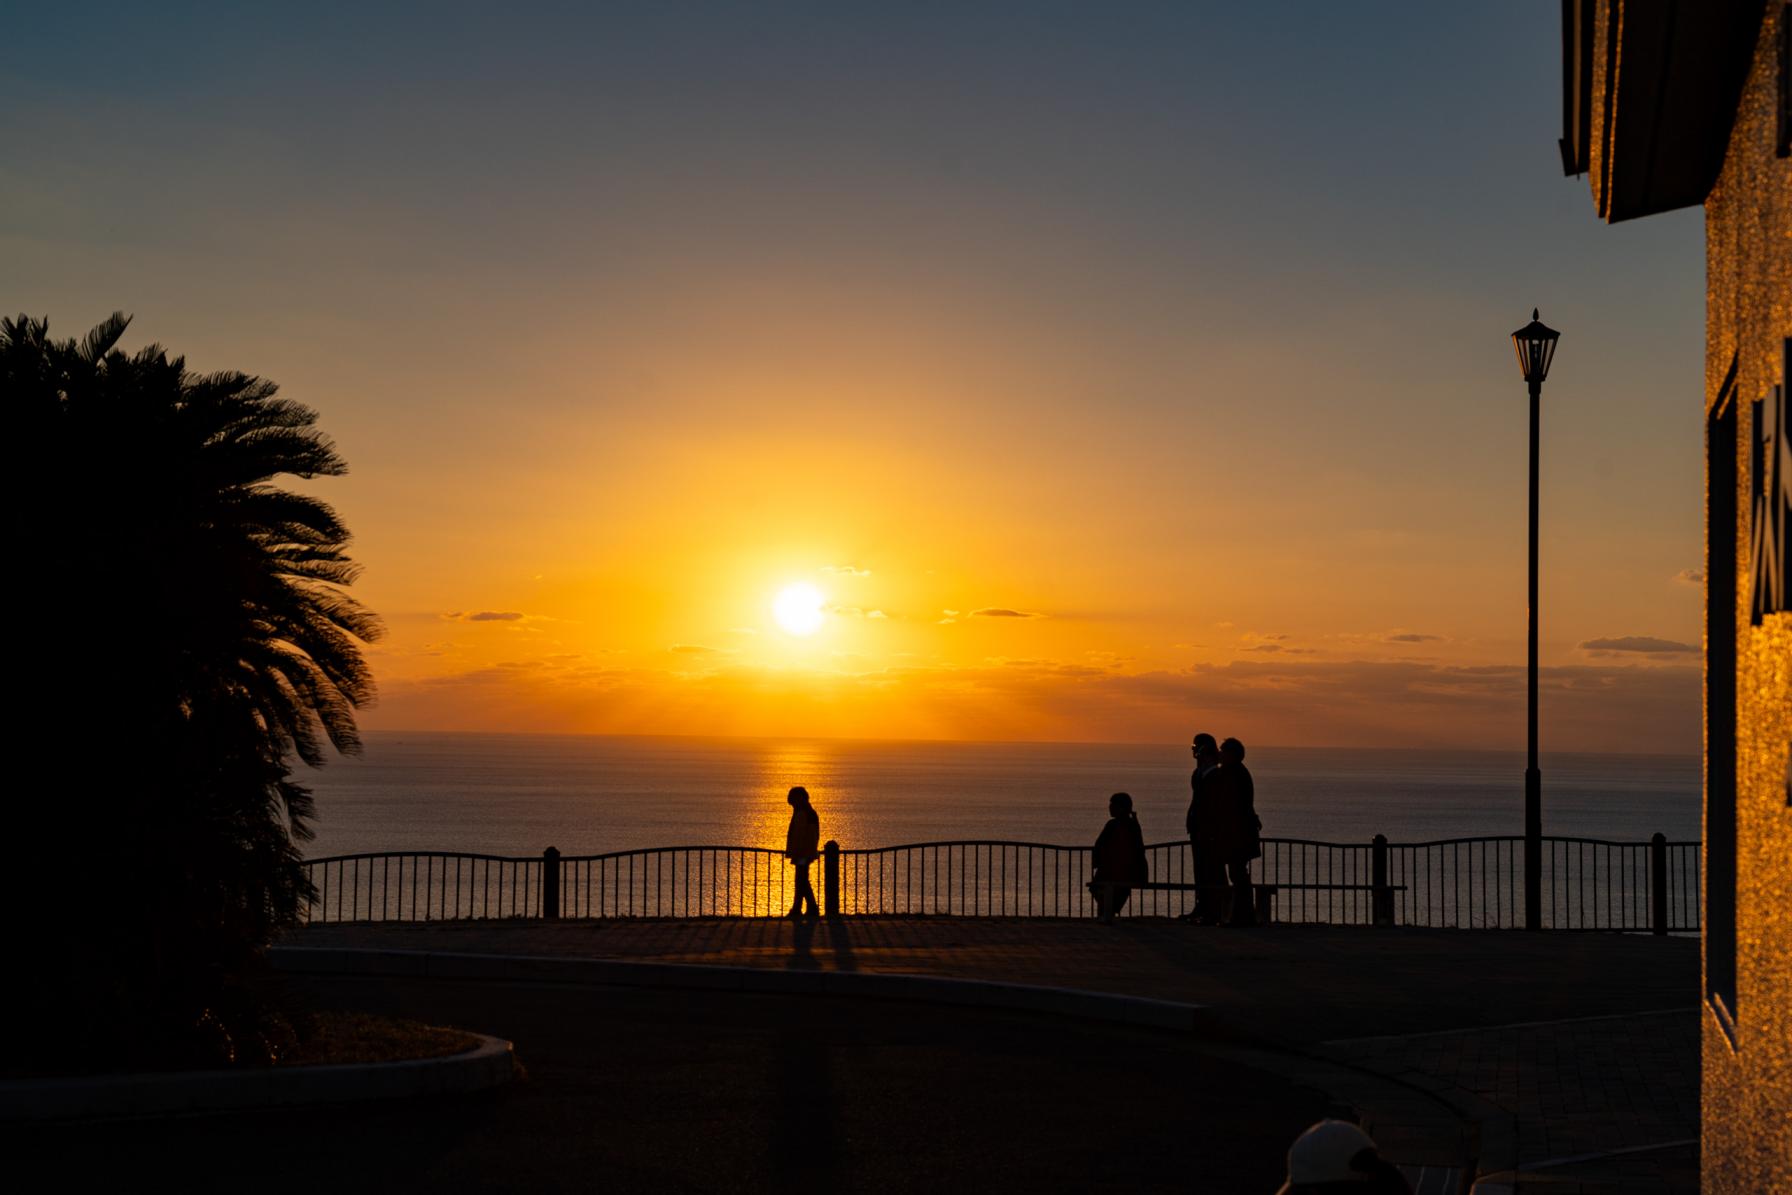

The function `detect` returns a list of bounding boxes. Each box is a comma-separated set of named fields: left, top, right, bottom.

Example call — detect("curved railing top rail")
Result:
left=840, top=837, right=1501, bottom=852
left=841, top=838, right=1106, bottom=853
left=838, top=835, right=1698, bottom=852
left=556, top=844, right=790, bottom=863
left=303, top=833, right=1699, bottom=869
left=303, top=849, right=543, bottom=865
left=1360, top=834, right=1698, bottom=848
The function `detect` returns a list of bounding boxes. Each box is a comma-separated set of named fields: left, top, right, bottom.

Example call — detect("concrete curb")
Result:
left=0, top=1032, right=516, bottom=1123
left=270, top=944, right=1215, bottom=1034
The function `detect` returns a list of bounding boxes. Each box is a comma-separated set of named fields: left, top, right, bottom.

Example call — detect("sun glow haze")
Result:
left=773, top=584, right=826, bottom=636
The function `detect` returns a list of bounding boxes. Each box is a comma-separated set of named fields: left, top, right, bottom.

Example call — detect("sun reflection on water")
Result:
left=733, top=740, right=861, bottom=851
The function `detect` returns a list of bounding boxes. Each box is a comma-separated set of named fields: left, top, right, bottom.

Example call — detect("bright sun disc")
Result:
left=773, top=583, right=826, bottom=635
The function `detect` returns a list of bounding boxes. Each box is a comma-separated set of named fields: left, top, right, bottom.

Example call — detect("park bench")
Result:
left=1090, top=880, right=1407, bottom=926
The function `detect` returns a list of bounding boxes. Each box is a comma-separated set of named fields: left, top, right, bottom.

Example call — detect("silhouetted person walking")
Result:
left=784, top=786, right=820, bottom=919
left=1091, top=792, right=1148, bottom=924
left=1217, top=738, right=1261, bottom=926
left=1182, top=732, right=1225, bottom=924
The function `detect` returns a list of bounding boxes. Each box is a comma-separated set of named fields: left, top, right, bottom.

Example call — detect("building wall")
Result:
left=1701, top=4, right=1792, bottom=1188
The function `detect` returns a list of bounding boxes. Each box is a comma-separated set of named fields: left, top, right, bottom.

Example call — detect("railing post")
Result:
left=823, top=840, right=840, bottom=917
left=1371, top=834, right=1393, bottom=927
left=542, top=846, right=561, bottom=920
left=1650, top=832, right=1668, bottom=936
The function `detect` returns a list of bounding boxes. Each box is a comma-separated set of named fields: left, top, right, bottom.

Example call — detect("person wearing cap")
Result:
left=1182, top=732, right=1226, bottom=924
left=1275, top=1119, right=1413, bottom=1194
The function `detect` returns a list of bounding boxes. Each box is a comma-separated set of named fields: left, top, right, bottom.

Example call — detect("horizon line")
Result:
left=349, top=727, right=1702, bottom=760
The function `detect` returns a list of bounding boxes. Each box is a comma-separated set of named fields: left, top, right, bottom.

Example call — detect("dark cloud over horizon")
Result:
left=371, top=653, right=1699, bottom=755
left=1579, top=636, right=1698, bottom=655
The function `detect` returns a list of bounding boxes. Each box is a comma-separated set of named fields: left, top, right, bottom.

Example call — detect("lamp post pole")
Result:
left=1510, top=309, right=1559, bottom=932
left=1525, top=372, right=1542, bottom=931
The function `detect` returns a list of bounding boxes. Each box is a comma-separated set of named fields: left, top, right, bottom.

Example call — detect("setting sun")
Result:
left=773, top=583, right=826, bottom=636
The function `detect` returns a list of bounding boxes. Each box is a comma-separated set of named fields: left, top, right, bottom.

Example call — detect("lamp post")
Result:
left=1511, top=308, right=1559, bottom=931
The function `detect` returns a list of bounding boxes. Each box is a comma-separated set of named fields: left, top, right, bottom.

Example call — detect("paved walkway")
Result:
left=1328, top=1011, right=1699, bottom=1194
left=289, top=918, right=1699, bottom=1192
left=16, top=979, right=1328, bottom=1194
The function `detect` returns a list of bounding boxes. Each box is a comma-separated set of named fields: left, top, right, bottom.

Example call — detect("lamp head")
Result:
left=1510, top=308, right=1560, bottom=386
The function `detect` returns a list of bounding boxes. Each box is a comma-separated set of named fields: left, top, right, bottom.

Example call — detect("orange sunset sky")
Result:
left=6, top=3, right=1705, bottom=752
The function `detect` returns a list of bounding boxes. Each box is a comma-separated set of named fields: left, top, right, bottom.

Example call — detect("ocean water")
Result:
left=297, top=733, right=1702, bottom=860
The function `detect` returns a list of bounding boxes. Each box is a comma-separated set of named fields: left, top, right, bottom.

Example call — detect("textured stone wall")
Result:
left=1701, top=3, right=1792, bottom=1188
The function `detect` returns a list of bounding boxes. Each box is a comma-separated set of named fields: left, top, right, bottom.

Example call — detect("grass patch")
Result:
left=281, top=1012, right=481, bottom=1067
left=0, top=1011, right=484, bottom=1080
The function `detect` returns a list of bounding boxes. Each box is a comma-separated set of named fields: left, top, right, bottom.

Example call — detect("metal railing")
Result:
left=305, top=851, right=543, bottom=923
left=834, top=840, right=1093, bottom=917
left=556, top=846, right=797, bottom=919
left=300, top=833, right=1700, bottom=932
left=1357, top=835, right=1698, bottom=931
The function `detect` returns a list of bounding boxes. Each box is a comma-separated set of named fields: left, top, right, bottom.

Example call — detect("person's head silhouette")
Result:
left=1275, top=1119, right=1412, bottom=1194
left=1220, top=737, right=1246, bottom=765
left=787, top=785, right=810, bottom=808
left=1109, top=791, right=1135, bottom=819
left=1192, top=732, right=1220, bottom=766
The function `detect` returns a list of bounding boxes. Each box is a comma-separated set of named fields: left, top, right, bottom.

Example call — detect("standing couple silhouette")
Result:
left=1183, top=733, right=1261, bottom=926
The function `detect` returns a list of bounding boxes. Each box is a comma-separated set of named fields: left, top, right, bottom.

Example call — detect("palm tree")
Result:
left=4, top=312, right=381, bottom=1065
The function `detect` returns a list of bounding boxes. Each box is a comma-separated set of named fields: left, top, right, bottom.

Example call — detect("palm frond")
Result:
left=77, top=311, right=132, bottom=364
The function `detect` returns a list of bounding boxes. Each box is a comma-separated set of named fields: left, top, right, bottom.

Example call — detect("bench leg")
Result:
left=1372, top=886, right=1394, bottom=927
left=1254, top=887, right=1275, bottom=924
